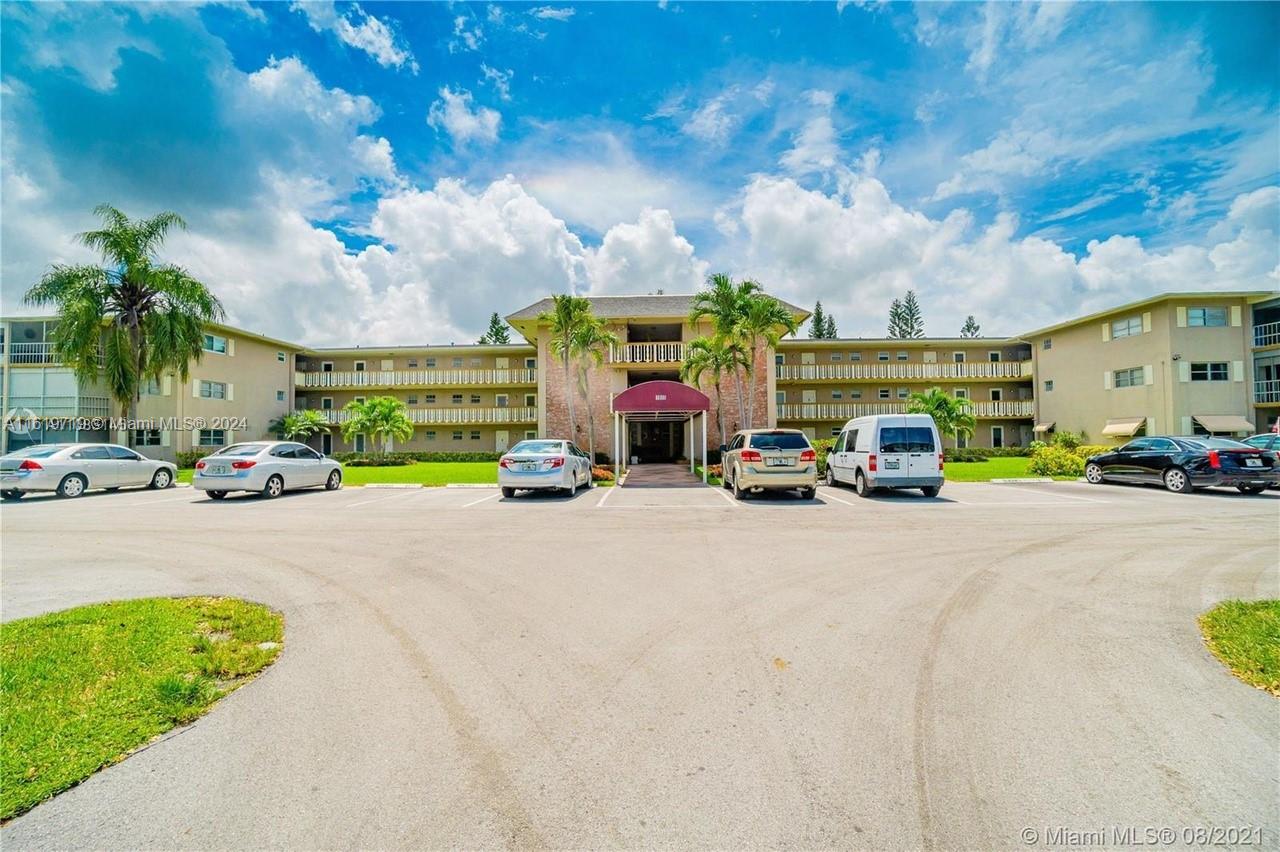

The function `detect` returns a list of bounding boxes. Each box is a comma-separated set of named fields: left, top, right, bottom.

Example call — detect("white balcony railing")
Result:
left=296, top=368, right=537, bottom=389
left=6, top=395, right=112, bottom=418
left=776, top=360, right=1032, bottom=382
left=777, top=400, right=1034, bottom=421
left=1256, top=379, right=1280, bottom=404
left=1255, top=321, right=1280, bottom=348
left=304, top=406, right=538, bottom=426
left=5, top=342, right=103, bottom=366
left=609, top=342, right=685, bottom=364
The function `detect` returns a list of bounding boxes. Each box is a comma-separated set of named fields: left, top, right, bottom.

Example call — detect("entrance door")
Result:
left=495, top=430, right=510, bottom=452
left=321, top=433, right=332, bottom=456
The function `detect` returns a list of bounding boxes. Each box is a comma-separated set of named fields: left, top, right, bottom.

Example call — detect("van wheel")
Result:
left=1162, top=467, right=1192, bottom=494
left=825, top=467, right=837, bottom=487
left=921, top=485, right=940, bottom=498
left=855, top=470, right=872, bottom=498
left=501, top=487, right=515, bottom=498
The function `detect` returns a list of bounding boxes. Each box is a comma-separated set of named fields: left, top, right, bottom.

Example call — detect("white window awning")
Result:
left=1192, top=415, right=1255, bottom=434
left=1101, top=417, right=1146, bottom=437
left=1032, top=422, right=1055, bottom=433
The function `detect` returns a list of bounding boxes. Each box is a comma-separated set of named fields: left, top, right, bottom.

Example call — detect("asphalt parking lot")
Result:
left=2, top=480, right=1277, bottom=849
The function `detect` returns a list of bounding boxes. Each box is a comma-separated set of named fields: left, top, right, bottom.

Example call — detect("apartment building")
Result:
left=3, top=288, right=1275, bottom=461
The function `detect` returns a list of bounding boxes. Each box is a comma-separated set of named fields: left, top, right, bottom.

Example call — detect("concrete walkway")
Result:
left=621, top=463, right=704, bottom=487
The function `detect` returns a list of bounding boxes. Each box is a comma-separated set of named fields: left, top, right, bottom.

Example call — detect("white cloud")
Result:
left=290, top=1, right=417, bottom=72
left=450, top=14, right=483, bottom=52
left=780, top=90, right=840, bottom=177
left=427, top=87, right=500, bottom=145
left=480, top=64, right=513, bottom=101
left=585, top=208, right=708, bottom=294
left=682, top=95, right=736, bottom=145
left=528, top=6, right=575, bottom=21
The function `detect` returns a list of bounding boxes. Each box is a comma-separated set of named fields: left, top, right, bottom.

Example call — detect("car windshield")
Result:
left=749, top=432, right=810, bottom=450
left=6, top=444, right=65, bottom=458
left=880, top=427, right=936, bottom=453
left=509, top=441, right=563, bottom=455
left=1182, top=438, right=1252, bottom=450
left=213, top=443, right=268, bottom=457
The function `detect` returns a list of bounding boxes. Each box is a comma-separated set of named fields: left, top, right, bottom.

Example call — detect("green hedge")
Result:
left=1028, top=445, right=1085, bottom=478
left=942, top=446, right=1033, bottom=463
left=331, top=451, right=503, bottom=463
left=176, top=451, right=204, bottom=470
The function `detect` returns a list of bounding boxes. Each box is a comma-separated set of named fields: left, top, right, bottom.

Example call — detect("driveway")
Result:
left=2, top=481, right=1277, bottom=849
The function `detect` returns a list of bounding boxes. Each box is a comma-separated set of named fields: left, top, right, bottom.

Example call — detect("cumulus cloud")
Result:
left=585, top=208, right=708, bottom=294
left=427, top=87, right=500, bottom=145
left=290, top=1, right=417, bottom=72
left=780, top=90, right=841, bottom=177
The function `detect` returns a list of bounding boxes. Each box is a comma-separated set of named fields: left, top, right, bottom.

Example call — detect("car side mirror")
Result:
left=719, top=444, right=727, bottom=453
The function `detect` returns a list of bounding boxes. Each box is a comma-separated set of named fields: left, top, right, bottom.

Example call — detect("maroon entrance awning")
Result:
left=612, top=380, right=710, bottom=413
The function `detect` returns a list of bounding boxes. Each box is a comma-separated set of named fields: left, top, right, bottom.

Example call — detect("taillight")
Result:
left=869, top=453, right=878, bottom=472
left=938, top=452, right=945, bottom=470
left=499, top=457, right=511, bottom=469
left=799, top=449, right=816, bottom=462
left=17, top=459, right=42, bottom=471
left=740, top=449, right=763, bottom=462
left=546, top=456, right=565, bottom=469
left=195, top=461, right=206, bottom=470
left=1208, top=450, right=1221, bottom=469
left=231, top=460, right=256, bottom=470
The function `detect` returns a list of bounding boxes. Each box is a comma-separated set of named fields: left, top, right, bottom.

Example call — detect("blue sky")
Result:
left=2, top=1, right=1276, bottom=344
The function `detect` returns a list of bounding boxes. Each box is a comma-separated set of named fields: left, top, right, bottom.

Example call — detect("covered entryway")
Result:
left=612, top=380, right=710, bottom=485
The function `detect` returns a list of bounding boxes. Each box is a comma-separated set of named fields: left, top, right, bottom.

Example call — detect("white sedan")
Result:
left=0, top=443, right=177, bottom=499
left=498, top=438, right=593, bottom=497
left=192, top=441, right=342, bottom=500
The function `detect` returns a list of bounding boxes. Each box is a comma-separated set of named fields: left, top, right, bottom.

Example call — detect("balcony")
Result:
left=296, top=368, right=537, bottom=389
left=1255, top=321, right=1280, bottom=348
left=777, top=400, right=1034, bottom=421
left=1256, top=379, right=1280, bottom=405
left=6, top=395, right=112, bottom=418
left=5, top=342, right=103, bottom=366
left=775, top=360, right=1033, bottom=382
left=609, top=342, right=685, bottom=364
left=304, top=406, right=538, bottom=426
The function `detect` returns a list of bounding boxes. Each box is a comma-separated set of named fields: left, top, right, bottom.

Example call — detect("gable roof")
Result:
left=505, top=293, right=809, bottom=323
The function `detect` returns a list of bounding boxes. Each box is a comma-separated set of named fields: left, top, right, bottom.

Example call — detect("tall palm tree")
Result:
left=539, top=294, right=592, bottom=441
left=23, top=205, right=224, bottom=429
left=736, top=292, right=799, bottom=428
left=680, top=334, right=747, bottom=449
left=573, top=314, right=620, bottom=465
left=270, top=409, right=331, bottom=442
left=905, top=386, right=977, bottom=446
left=340, top=396, right=414, bottom=454
left=689, top=273, right=760, bottom=429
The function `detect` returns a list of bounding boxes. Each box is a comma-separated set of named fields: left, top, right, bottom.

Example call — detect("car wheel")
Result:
left=150, top=468, right=173, bottom=489
left=732, top=467, right=748, bottom=500
left=1162, top=467, right=1192, bottom=494
left=57, top=474, right=87, bottom=498
left=855, top=470, right=872, bottom=498
left=207, top=490, right=227, bottom=500
left=325, top=469, right=342, bottom=491
left=921, top=485, right=940, bottom=498
left=1, top=490, right=23, bottom=501
left=1236, top=484, right=1266, bottom=495
left=1084, top=462, right=1105, bottom=484
left=799, top=487, right=816, bottom=500
left=501, top=486, right=516, bottom=498
left=262, top=475, right=284, bottom=499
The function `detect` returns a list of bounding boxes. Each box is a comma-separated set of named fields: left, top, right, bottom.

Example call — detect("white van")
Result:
left=826, top=414, right=944, bottom=497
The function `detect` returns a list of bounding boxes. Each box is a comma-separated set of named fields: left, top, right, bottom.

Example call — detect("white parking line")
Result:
left=987, top=484, right=1109, bottom=503
left=462, top=491, right=501, bottom=508
left=346, top=490, right=426, bottom=509
left=708, top=486, right=740, bottom=507
left=116, top=492, right=202, bottom=507
left=819, top=489, right=859, bottom=507
left=596, top=485, right=616, bottom=507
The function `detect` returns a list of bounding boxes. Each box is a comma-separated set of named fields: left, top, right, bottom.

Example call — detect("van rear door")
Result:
left=875, top=418, right=910, bottom=482
left=906, top=424, right=940, bottom=479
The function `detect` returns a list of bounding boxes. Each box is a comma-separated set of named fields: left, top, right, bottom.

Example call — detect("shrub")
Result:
left=1029, top=440, right=1048, bottom=452
left=1052, top=430, right=1082, bottom=450
left=591, top=466, right=615, bottom=482
left=944, top=448, right=991, bottom=463
left=176, top=450, right=204, bottom=469
left=331, top=451, right=502, bottom=463
left=812, top=437, right=835, bottom=474
left=1027, top=445, right=1085, bottom=478
left=988, top=446, right=1033, bottom=457
left=341, top=454, right=415, bottom=467
left=1073, top=445, right=1113, bottom=460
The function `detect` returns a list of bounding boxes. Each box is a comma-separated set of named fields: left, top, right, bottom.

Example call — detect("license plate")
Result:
left=520, top=463, right=538, bottom=472
left=1245, top=458, right=1262, bottom=468
left=766, top=457, right=793, bottom=467
left=885, top=459, right=901, bottom=470
left=207, top=464, right=231, bottom=476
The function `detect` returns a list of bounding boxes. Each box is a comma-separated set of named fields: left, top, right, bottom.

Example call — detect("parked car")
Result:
left=826, top=414, right=944, bottom=498
left=498, top=439, right=592, bottom=498
left=721, top=429, right=818, bottom=500
left=1242, top=433, right=1280, bottom=452
left=192, top=441, right=342, bottom=500
left=0, top=443, right=176, bottom=500
left=1084, top=436, right=1279, bottom=494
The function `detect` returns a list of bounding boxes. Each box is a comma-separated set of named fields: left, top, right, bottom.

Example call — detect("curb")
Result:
left=360, top=484, right=423, bottom=489
left=990, top=477, right=1054, bottom=483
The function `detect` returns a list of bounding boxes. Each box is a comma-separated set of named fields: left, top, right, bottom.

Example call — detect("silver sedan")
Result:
left=0, top=443, right=177, bottom=499
left=192, top=441, right=342, bottom=500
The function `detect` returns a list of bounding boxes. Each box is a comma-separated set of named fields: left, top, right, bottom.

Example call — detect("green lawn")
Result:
left=1199, top=600, right=1280, bottom=696
left=944, top=457, right=1038, bottom=481
left=0, top=597, right=283, bottom=819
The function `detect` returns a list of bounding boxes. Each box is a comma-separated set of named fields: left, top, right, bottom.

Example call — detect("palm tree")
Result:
left=689, top=273, right=760, bottom=429
left=340, top=396, right=414, bottom=454
left=270, top=409, right=331, bottom=442
left=906, top=386, right=977, bottom=446
left=23, top=205, right=224, bottom=430
left=736, top=292, right=799, bottom=428
left=573, top=314, right=620, bottom=465
left=680, top=334, right=747, bottom=449
left=539, top=294, right=592, bottom=440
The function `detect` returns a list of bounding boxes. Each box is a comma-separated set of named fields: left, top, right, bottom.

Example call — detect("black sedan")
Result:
left=1084, top=436, right=1279, bottom=494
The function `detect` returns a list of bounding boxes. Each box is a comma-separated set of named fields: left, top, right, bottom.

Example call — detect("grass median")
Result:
left=178, top=462, right=616, bottom=487
left=0, top=597, right=283, bottom=820
left=1199, top=599, right=1280, bottom=696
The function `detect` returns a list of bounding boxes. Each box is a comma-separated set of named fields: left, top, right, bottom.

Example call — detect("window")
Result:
left=850, top=352, right=861, bottom=361
left=748, top=433, right=811, bottom=450
left=425, top=430, right=436, bottom=440
left=1114, top=366, right=1144, bottom=388
left=953, top=352, right=965, bottom=363
left=451, top=394, right=463, bottom=404
left=877, top=352, right=889, bottom=362
left=1187, top=307, right=1227, bottom=327
left=452, top=430, right=463, bottom=441
left=72, top=446, right=112, bottom=460
left=452, top=357, right=463, bottom=368
left=132, top=429, right=162, bottom=446
left=988, top=351, right=1001, bottom=363
left=1042, top=338, right=1053, bottom=350
left=425, top=357, right=437, bottom=368
left=470, top=394, right=481, bottom=404
left=878, top=388, right=890, bottom=400
left=1111, top=316, right=1142, bottom=338
left=1043, top=380, right=1054, bottom=392
left=199, top=380, right=226, bottom=399
left=496, top=394, right=509, bottom=408
left=353, top=397, right=365, bottom=405
left=407, top=395, right=418, bottom=405
left=775, top=354, right=785, bottom=366
left=897, top=387, right=909, bottom=399
left=140, top=377, right=162, bottom=396
left=354, top=361, right=366, bottom=372
left=831, top=390, right=843, bottom=400
left=525, top=357, right=537, bottom=369
left=990, top=388, right=1003, bottom=402
left=524, top=394, right=536, bottom=407
left=470, top=357, right=482, bottom=367
left=1190, top=362, right=1229, bottom=381
left=425, top=394, right=436, bottom=404
left=202, top=333, right=228, bottom=354
left=525, top=430, right=537, bottom=440
left=849, top=389, right=862, bottom=399
left=321, top=361, right=333, bottom=372
left=277, top=351, right=286, bottom=363
left=776, top=391, right=786, bottom=404
left=830, top=352, right=843, bottom=362
left=276, top=390, right=286, bottom=402
left=470, top=430, right=481, bottom=441
left=321, top=397, right=333, bottom=410
left=198, top=429, right=226, bottom=447
left=830, top=427, right=842, bottom=437
left=896, top=351, right=908, bottom=361
left=879, top=427, right=935, bottom=453
left=954, top=388, right=969, bottom=399
left=408, top=358, right=418, bottom=368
